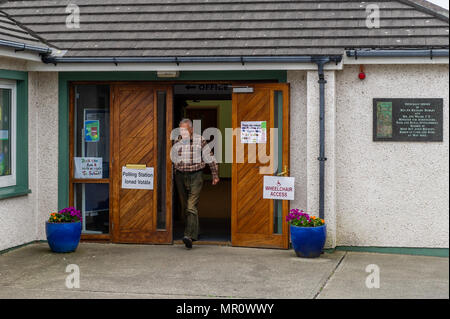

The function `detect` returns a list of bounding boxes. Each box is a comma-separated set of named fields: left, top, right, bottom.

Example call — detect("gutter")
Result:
left=0, top=39, right=52, bottom=54
left=346, top=49, right=449, bottom=59
left=41, top=55, right=342, bottom=65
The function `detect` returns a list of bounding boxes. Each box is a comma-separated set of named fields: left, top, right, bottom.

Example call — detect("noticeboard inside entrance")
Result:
left=373, top=98, right=443, bottom=142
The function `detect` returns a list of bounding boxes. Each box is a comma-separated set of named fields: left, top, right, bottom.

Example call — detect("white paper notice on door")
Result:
left=74, top=157, right=103, bottom=179
left=122, top=167, right=154, bottom=190
left=240, top=121, right=267, bottom=144
left=263, top=176, right=295, bottom=200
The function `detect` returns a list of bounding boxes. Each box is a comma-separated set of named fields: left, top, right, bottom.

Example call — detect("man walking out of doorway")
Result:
left=174, top=118, right=220, bottom=249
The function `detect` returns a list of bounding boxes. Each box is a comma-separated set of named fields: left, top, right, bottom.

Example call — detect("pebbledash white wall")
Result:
left=288, top=64, right=449, bottom=249
left=0, top=57, right=59, bottom=251
left=29, top=71, right=59, bottom=243
left=0, top=57, right=36, bottom=251
left=335, top=64, right=449, bottom=248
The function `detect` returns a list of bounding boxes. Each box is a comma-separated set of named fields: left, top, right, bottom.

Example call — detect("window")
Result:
left=0, top=80, right=16, bottom=188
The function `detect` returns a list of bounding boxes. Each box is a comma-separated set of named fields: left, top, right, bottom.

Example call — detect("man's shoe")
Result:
left=182, top=236, right=193, bottom=249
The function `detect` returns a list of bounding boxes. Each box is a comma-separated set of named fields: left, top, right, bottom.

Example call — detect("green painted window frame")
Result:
left=0, top=69, right=30, bottom=200
left=58, top=70, right=287, bottom=209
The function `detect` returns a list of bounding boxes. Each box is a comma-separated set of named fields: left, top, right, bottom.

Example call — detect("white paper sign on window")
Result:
left=240, top=121, right=267, bottom=144
left=263, top=176, right=295, bottom=200
left=122, top=167, right=154, bottom=190
left=74, top=157, right=102, bottom=179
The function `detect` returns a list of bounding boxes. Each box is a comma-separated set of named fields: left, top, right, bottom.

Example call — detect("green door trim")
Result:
left=58, top=70, right=287, bottom=209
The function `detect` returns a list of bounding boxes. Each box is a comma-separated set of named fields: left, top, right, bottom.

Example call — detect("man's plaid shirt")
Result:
left=173, top=133, right=219, bottom=179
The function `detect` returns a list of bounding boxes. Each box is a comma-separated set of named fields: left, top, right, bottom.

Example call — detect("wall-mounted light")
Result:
left=358, top=65, right=366, bottom=80
left=157, top=71, right=180, bottom=78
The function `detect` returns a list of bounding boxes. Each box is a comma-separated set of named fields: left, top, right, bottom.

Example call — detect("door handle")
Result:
left=276, top=165, right=289, bottom=176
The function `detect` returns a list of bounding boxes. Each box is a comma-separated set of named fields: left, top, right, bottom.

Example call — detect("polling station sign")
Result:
left=263, top=176, right=295, bottom=200
left=122, top=167, right=154, bottom=190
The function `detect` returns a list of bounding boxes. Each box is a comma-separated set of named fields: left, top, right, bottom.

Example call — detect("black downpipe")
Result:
left=312, top=57, right=332, bottom=220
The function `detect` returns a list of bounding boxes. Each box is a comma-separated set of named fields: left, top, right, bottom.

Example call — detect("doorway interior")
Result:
left=70, top=81, right=290, bottom=248
left=172, top=83, right=232, bottom=243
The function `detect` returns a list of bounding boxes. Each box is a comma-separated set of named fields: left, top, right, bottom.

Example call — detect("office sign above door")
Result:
left=174, top=84, right=231, bottom=95
left=263, top=176, right=295, bottom=200
left=121, top=166, right=154, bottom=190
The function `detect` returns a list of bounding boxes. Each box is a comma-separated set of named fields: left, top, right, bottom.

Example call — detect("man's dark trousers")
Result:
left=175, top=170, right=203, bottom=240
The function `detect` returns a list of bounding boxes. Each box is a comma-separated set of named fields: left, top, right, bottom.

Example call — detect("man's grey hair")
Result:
left=179, top=118, right=193, bottom=128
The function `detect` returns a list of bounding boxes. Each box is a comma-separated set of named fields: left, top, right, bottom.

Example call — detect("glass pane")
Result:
left=0, top=88, right=11, bottom=177
left=74, top=183, right=109, bottom=234
left=273, top=90, right=283, bottom=234
left=156, top=91, right=167, bottom=230
left=74, top=85, right=110, bottom=179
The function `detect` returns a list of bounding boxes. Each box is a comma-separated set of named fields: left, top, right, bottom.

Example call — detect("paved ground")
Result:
left=0, top=242, right=448, bottom=299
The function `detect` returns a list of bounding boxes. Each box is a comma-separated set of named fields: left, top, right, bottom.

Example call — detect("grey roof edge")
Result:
left=0, top=9, right=59, bottom=49
left=399, top=0, right=449, bottom=22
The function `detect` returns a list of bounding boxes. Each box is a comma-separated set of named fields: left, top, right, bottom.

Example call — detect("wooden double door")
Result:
left=111, top=83, right=290, bottom=249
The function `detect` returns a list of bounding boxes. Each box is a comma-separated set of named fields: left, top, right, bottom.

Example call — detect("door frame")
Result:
left=68, top=80, right=286, bottom=244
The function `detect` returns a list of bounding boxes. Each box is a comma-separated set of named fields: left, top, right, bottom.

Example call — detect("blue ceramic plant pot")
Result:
left=290, top=224, right=327, bottom=258
left=45, top=221, right=82, bottom=253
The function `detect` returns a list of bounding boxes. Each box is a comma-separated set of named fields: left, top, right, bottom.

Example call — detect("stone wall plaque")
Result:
left=373, top=98, right=443, bottom=142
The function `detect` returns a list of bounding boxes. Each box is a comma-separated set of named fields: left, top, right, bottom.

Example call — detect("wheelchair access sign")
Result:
left=263, top=176, right=295, bottom=200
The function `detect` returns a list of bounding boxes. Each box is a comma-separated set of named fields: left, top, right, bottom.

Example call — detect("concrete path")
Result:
left=0, top=242, right=447, bottom=299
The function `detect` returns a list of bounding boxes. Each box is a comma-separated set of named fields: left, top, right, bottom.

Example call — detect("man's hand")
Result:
left=212, top=177, right=220, bottom=186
